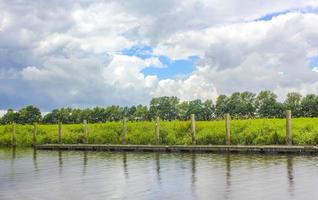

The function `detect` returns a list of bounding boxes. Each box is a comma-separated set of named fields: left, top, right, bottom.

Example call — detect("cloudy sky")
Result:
left=1, top=0, right=318, bottom=111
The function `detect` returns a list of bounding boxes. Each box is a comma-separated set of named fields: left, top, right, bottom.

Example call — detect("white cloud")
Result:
left=1, top=1, right=318, bottom=110
left=0, top=110, right=6, bottom=117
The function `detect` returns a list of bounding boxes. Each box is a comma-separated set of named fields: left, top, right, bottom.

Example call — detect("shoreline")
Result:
left=35, top=144, right=318, bottom=154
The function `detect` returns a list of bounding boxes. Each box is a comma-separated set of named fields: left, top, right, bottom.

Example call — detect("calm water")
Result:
left=1, top=148, right=318, bottom=200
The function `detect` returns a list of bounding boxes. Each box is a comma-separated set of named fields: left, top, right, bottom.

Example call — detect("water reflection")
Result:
left=11, top=147, right=16, bottom=160
left=224, top=154, right=231, bottom=200
left=191, top=153, right=197, bottom=195
left=155, top=153, right=161, bottom=184
left=83, top=151, right=88, bottom=175
left=58, top=151, right=63, bottom=175
left=2, top=149, right=318, bottom=200
left=287, top=156, right=294, bottom=197
left=123, top=152, right=128, bottom=179
left=10, top=147, right=16, bottom=179
left=33, top=149, right=39, bottom=172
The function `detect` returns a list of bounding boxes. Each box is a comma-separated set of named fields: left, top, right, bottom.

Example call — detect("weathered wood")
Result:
left=58, top=121, right=62, bottom=144
left=225, top=113, right=231, bottom=145
left=35, top=144, right=318, bottom=154
left=286, top=110, right=292, bottom=145
left=12, top=123, right=16, bottom=147
left=32, top=123, right=37, bottom=147
left=156, top=116, right=160, bottom=145
left=122, top=117, right=127, bottom=144
left=83, top=120, right=88, bottom=144
left=191, top=114, right=196, bottom=145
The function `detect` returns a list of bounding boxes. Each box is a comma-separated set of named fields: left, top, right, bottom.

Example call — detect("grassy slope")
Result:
left=1, top=118, right=318, bottom=146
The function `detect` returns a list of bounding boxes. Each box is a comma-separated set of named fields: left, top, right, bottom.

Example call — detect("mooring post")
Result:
left=12, top=122, right=16, bottom=147
left=191, top=114, right=196, bottom=145
left=58, top=121, right=62, bottom=144
left=122, top=117, right=127, bottom=144
left=286, top=110, right=292, bottom=145
left=32, top=123, right=37, bottom=147
left=156, top=116, right=160, bottom=145
left=225, top=113, right=231, bottom=145
left=83, top=120, right=88, bottom=144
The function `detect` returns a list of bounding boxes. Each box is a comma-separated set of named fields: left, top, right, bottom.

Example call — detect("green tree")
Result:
left=300, top=94, right=318, bottom=117
left=1, top=109, right=19, bottom=124
left=18, top=105, right=42, bottom=124
left=149, top=96, right=179, bottom=120
left=256, top=91, right=284, bottom=118
left=215, top=95, right=230, bottom=118
left=284, top=92, right=302, bottom=117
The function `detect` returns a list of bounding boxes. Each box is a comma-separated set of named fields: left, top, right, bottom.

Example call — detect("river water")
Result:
left=1, top=148, right=318, bottom=200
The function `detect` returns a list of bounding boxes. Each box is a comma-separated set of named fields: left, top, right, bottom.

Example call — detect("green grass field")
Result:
left=1, top=118, right=318, bottom=146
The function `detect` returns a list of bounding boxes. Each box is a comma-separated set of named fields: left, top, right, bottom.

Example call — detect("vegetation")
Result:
left=1, top=118, right=318, bottom=147
left=1, top=91, right=318, bottom=125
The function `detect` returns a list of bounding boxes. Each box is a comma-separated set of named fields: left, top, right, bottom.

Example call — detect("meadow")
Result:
left=1, top=118, right=318, bottom=147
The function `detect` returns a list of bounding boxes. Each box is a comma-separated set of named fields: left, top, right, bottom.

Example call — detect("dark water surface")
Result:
left=1, top=148, right=318, bottom=200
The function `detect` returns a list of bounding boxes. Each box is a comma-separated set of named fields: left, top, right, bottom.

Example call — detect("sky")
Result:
left=1, top=0, right=318, bottom=111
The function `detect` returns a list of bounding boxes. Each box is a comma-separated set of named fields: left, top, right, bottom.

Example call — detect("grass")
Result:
left=1, top=118, right=318, bottom=147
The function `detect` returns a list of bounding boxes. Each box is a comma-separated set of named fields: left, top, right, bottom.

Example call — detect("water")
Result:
left=1, top=148, right=318, bottom=200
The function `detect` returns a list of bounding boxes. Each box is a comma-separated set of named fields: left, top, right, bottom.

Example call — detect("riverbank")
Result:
left=1, top=118, right=318, bottom=146
left=34, top=144, right=318, bottom=154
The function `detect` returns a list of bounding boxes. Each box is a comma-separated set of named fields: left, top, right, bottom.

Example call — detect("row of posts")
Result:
left=10, top=111, right=293, bottom=146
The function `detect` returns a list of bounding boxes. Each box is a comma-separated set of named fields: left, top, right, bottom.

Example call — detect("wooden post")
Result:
left=225, top=113, right=231, bottom=145
left=286, top=110, right=292, bottom=145
left=122, top=117, right=127, bottom=144
left=83, top=120, right=88, bottom=144
left=32, top=123, right=37, bottom=147
left=12, top=122, right=16, bottom=147
left=156, top=116, right=160, bottom=145
left=58, top=121, right=62, bottom=144
left=191, top=114, right=196, bottom=145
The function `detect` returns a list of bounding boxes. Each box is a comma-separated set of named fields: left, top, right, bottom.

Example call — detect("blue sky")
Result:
left=122, top=45, right=199, bottom=79
left=1, top=0, right=318, bottom=111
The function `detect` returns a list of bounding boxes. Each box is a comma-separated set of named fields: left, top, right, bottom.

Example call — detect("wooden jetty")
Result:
left=35, top=144, right=318, bottom=154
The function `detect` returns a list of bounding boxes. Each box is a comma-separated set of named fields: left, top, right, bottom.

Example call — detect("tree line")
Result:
left=1, top=91, right=318, bottom=125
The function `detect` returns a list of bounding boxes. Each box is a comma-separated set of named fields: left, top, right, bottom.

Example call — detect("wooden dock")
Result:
left=35, top=144, right=318, bottom=154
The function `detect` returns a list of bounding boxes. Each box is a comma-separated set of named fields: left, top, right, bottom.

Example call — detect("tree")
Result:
left=149, top=96, right=179, bottom=121
left=284, top=92, right=302, bottom=117
left=134, top=105, right=149, bottom=121
left=1, top=109, right=19, bottom=124
left=256, top=91, right=284, bottom=118
left=105, top=105, right=123, bottom=121
left=201, top=100, right=215, bottom=120
left=215, top=95, right=230, bottom=118
left=18, top=105, right=42, bottom=124
left=176, top=101, right=189, bottom=120
left=300, top=94, right=318, bottom=117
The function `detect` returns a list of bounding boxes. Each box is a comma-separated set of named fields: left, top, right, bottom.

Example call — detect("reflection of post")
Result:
left=12, top=147, right=16, bottom=160
left=155, top=153, right=161, bottom=184
left=191, top=153, right=197, bottom=193
left=123, top=152, right=128, bottom=179
left=83, top=151, right=88, bottom=175
left=58, top=151, right=63, bottom=175
left=287, top=156, right=294, bottom=194
left=10, top=147, right=16, bottom=179
left=224, top=154, right=231, bottom=200
left=33, top=149, right=39, bottom=172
